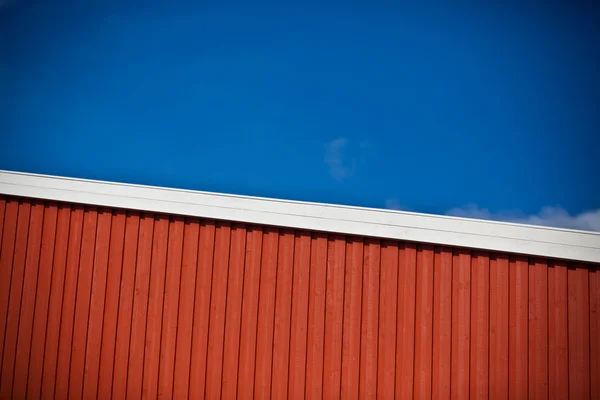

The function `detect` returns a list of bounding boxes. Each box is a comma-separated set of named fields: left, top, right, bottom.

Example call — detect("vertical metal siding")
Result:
left=0, top=196, right=598, bottom=399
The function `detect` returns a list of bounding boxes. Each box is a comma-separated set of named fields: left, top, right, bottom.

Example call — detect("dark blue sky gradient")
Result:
left=2, top=1, right=599, bottom=216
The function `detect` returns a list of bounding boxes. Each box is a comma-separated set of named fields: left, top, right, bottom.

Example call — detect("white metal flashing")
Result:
left=0, top=170, right=599, bottom=264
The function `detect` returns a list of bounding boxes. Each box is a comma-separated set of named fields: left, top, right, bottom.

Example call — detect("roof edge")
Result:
left=1, top=170, right=599, bottom=263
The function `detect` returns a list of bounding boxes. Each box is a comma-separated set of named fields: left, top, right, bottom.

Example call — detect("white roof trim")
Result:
left=0, top=170, right=598, bottom=264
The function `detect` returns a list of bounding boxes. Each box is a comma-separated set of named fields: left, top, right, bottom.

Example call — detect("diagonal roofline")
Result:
left=1, top=170, right=598, bottom=263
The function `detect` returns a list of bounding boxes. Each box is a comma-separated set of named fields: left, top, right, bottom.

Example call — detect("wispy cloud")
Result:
left=385, top=199, right=410, bottom=211
left=383, top=200, right=600, bottom=232
left=325, top=137, right=356, bottom=181
left=446, top=204, right=600, bottom=232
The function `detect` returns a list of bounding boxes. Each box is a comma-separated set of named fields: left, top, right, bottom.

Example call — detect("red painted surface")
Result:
left=0, top=196, right=598, bottom=399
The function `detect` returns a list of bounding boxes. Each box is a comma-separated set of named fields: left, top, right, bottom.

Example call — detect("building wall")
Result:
left=0, top=196, right=598, bottom=399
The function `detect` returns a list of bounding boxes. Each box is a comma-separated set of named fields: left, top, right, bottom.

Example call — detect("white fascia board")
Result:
left=0, top=170, right=599, bottom=264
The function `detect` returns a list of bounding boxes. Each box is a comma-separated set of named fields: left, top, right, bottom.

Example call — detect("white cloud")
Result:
left=446, top=204, right=600, bottom=232
left=325, top=137, right=356, bottom=181
left=385, top=199, right=410, bottom=211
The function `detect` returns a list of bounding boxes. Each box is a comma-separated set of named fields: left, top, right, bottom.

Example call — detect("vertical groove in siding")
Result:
left=288, top=232, right=311, bottom=399
left=68, top=207, right=99, bottom=400
left=205, top=221, right=232, bottom=398
left=54, top=206, right=84, bottom=399
left=236, top=226, right=262, bottom=400
left=97, top=211, right=126, bottom=400
left=489, top=254, right=509, bottom=400
left=221, top=224, right=247, bottom=400
left=305, top=233, right=327, bottom=400
left=0, top=197, right=6, bottom=256
left=187, top=220, right=215, bottom=399
left=41, top=204, right=71, bottom=400
left=323, top=235, right=346, bottom=400
left=172, top=218, right=199, bottom=399
left=82, top=208, right=112, bottom=399
left=26, top=203, right=58, bottom=400
left=590, top=265, right=600, bottom=400
left=396, top=243, right=416, bottom=400
left=12, top=201, right=45, bottom=399
left=509, top=256, right=529, bottom=400
left=414, top=245, right=434, bottom=400
left=0, top=200, right=31, bottom=399
left=126, top=213, right=155, bottom=399
left=451, top=249, right=471, bottom=399
left=253, top=227, right=279, bottom=399
left=377, top=240, right=398, bottom=399
left=548, top=261, right=569, bottom=400
left=0, top=196, right=598, bottom=399
left=142, top=216, right=170, bottom=399
left=143, top=217, right=170, bottom=397
left=360, top=238, right=380, bottom=399
left=528, top=258, right=548, bottom=399
left=271, top=229, right=295, bottom=400
left=568, top=264, right=590, bottom=399
left=0, top=200, right=19, bottom=376
left=158, top=216, right=185, bottom=400
left=470, top=252, right=489, bottom=399
left=111, top=212, right=140, bottom=399
left=432, top=247, right=452, bottom=400
left=340, top=237, right=363, bottom=400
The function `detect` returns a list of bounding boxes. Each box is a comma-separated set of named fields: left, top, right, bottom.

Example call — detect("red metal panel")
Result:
left=142, top=216, right=170, bottom=399
left=271, top=229, right=295, bottom=399
left=254, top=227, right=279, bottom=398
left=548, top=261, right=569, bottom=400
left=470, top=252, right=489, bottom=399
left=158, top=217, right=184, bottom=400
left=0, top=196, right=598, bottom=399
left=414, top=245, right=434, bottom=400
left=568, top=264, right=590, bottom=399
left=221, top=224, right=247, bottom=400
left=126, top=213, right=154, bottom=399
left=341, top=238, right=363, bottom=400
left=451, top=250, right=471, bottom=399
left=528, top=258, right=548, bottom=399
left=323, top=235, right=346, bottom=400
left=288, top=232, right=311, bottom=399
left=82, top=209, right=112, bottom=398
left=236, top=226, right=262, bottom=400
left=0, top=200, right=31, bottom=398
left=26, top=203, right=58, bottom=399
left=111, top=212, right=140, bottom=399
left=396, top=243, right=416, bottom=400
left=12, top=201, right=44, bottom=399
left=172, top=219, right=200, bottom=398
left=305, top=233, right=327, bottom=400
left=205, top=221, right=232, bottom=399
left=54, top=206, right=84, bottom=399
left=361, top=238, right=380, bottom=400
left=489, top=254, right=509, bottom=400
left=41, top=204, right=72, bottom=400
left=97, top=211, right=126, bottom=399
left=69, top=207, right=99, bottom=400
left=0, top=199, right=19, bottom=371
left=188, top=220, right=215, bottom=399
left=432, top=248, right=452, bottom=400
left=509, top=256, right=529, bottom=399
left=590, top=266, right=600, bottom=400
left=0, top=197, right=5, bottom=249
left=377, top=241, right=398, bottom=399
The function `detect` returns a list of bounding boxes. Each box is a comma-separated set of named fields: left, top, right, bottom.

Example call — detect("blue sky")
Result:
left=2, top=1, right=599, bottom=230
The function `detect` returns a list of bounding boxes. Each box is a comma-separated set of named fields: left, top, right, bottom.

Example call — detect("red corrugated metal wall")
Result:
left=0, top=197, right=598, bottom=399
